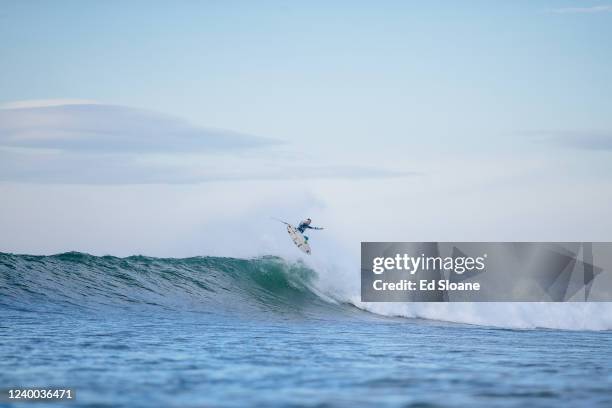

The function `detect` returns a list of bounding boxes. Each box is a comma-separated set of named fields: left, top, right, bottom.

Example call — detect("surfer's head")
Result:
left=306, top=218, right=311, bottom=224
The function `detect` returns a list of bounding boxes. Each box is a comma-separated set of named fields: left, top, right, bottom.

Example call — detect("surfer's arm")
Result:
left=299, top=224, right=324, bottom=231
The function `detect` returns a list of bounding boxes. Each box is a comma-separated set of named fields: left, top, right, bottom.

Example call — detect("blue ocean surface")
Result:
left=1, top=252, right=611, bottom=407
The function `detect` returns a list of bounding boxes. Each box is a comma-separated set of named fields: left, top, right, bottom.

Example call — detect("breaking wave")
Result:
left=0, top=252, right=349, bottom=317
left=1, top=252, right=611, bottom=330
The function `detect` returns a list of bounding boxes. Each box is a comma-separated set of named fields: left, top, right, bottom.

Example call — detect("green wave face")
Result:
left=0, top=252, right=348, bottom=318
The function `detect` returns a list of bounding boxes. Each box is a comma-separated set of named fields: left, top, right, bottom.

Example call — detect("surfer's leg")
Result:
left=304, top=236, right=309, bottom=241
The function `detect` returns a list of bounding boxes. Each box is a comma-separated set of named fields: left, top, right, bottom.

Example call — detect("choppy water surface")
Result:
left=1, top=253, right=611, bottom=407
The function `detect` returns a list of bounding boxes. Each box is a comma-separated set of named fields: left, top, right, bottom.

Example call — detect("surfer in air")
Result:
left=273, top=217, right=324, bottom=254
left=296, top=218, right=324, bottom=242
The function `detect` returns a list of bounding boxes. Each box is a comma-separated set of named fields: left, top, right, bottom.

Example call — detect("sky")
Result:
left=1, top=1, right=612, bottom=257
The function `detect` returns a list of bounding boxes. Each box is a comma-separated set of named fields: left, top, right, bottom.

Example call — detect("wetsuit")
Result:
left=297, top=221, right=322, bottom=240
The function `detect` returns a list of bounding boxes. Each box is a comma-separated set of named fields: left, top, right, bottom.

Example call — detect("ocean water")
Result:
left=1, top=252, right=611, bottom=407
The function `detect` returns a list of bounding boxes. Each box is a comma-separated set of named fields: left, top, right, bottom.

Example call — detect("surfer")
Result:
left=297, top=218, right=324, bottom=241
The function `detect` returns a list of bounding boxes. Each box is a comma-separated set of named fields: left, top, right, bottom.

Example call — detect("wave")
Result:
left=0, top=252, right=350, bottom=318
left=2, top=252, right=611, bottom=330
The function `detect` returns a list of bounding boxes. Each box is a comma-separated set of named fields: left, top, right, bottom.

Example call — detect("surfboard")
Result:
left=272, top=218, right=312, bottom=254
left=286, top=224, right=311, bottom=255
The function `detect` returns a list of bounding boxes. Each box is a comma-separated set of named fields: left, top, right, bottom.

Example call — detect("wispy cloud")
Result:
left=525, top=130, right=612, bottom=151
left=551, top=5, right=612, bottom=14
left=0, top=99, right=102, bottom=109
left=0, top=147, right=414, bottom=184
left=0, top=100, right=414, bottom=184
left=0, top=103, right=276, bottom=153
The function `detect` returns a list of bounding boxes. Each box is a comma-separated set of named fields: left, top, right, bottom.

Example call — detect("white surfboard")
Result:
left=286, top=224, right=311, bottom=255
